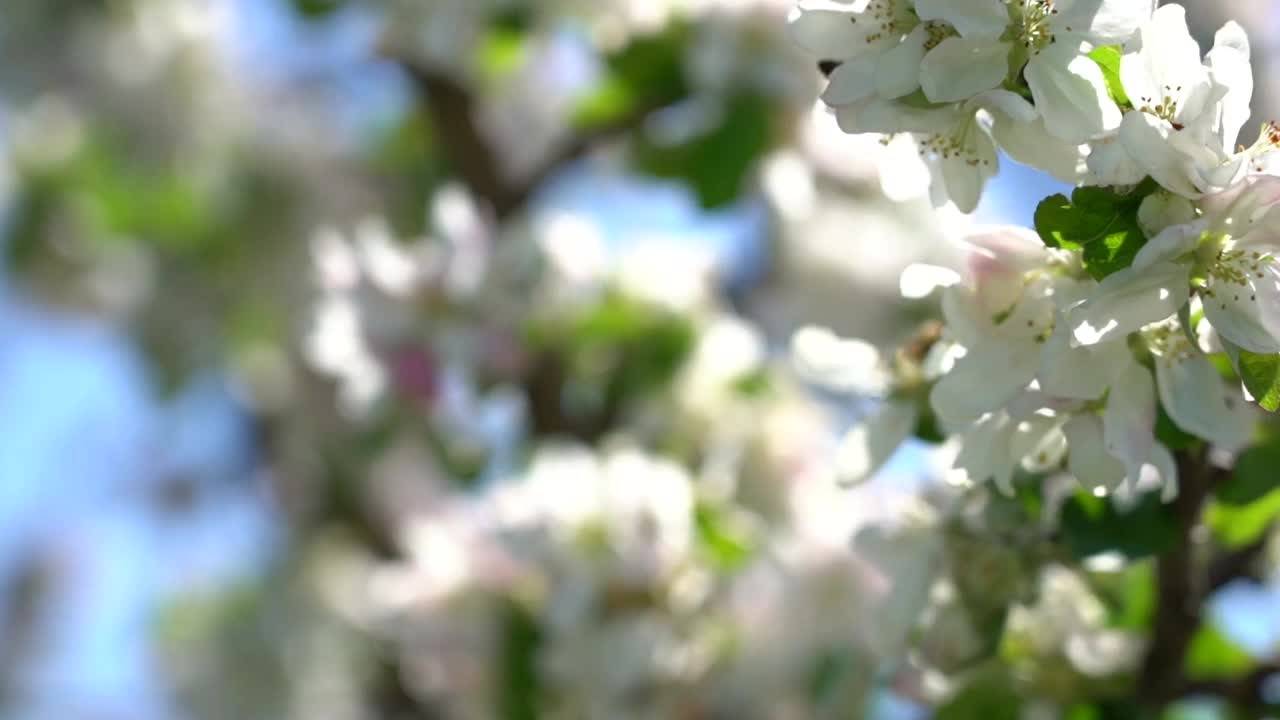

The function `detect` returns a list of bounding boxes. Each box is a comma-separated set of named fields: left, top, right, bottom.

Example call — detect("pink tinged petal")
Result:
left=875, top=25, right=927, bottom=99
left=1039, top=323, right=1132, bottom=400
left=823, top=54, right=878, bottom=106
left=1202, top=256, right=1280, bottom=354
left=930, top=341, right=1041, bottom=429
left=1024, top=43, right=1122, bottom=143
left=919, top=38, right=1010, bottom=104
left=1054, top=0, right=1155, bottom=46
left=1155, top=352, right=1255, bottom=452
left=960, top=225, right=1049, bottom=313
left=1201, top=176, right=1280, bottom=232
left=1066, top=262, right=1191, bottom=346
left=1102, top=361, right=1157, bottom=481
left=836, top=400, right=918, bottom=486
left=913, top=0, right=1008, bottom=39
left=1063, top=415, right=1127, bottom=496
left=1131, top=219, right=1208, bottom=271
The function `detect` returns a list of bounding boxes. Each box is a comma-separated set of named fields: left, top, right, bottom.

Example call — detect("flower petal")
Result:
left=836, top=400, right=918, bottom=486
left=992, top=115, right=1087, bottom=184
left=931, top=343, right=1040, bottom=429
left=788, top=0, right=899, bottom=59
left=1155, top=351, right=1255, bottom=452
left=875, top=25, right=927, bottom=99
left=823, top=54, right=878, bottom=106
left=919, top=37, right=1010, bottom=104
left=1025, top=43, right=1122, bottom=143
left=1054, top=0, right=1155, bottom=46
left=1131, top=219, right=1208, bottom=271
left=1066, top=262, right=1191, bottom=346
left=1039, top=323, right=1132, bottom=400
left=1205, top=21, right=1253, bottom=153
left=1203, top=256, right=1280, bottom=354
left=913, top=0, right=1008, bottom=39
left=1064, top=415, right=1127, bottom=496
left=1102, top=361, right=1156, bottom=480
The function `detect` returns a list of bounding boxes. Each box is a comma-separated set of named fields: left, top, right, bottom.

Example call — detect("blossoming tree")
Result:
left=5, top=0, right=1280, bottom=718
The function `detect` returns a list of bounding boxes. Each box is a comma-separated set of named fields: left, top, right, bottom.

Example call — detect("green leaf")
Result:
left=1087, top=46, right=1130, bottom=108
left=477, top=25, right=529, bottom=79
left=1223, top=341, right=1280, bottom=412
left=934, top=672, right=1022, bottom=720
left=1155, top=405, right=1200, bottom=451
left=632, top=93, right=774, bottom=209
left=499, top=600, right=542, bottom=720
left=1217, top=442, right=1280, bottom=506
left=1184, top=625, right=1254, bottom=681
left=1206, top=488, right=1280, bottom=548
left=571, top=23, right=690, bottom=130
left=1060, top=490, right=1176, bottom=560
left=291, top=0, right=342, bottom=19
left=694, top=502, right=757, bottom=571
left=1033, top=184, right=1153, bottom=280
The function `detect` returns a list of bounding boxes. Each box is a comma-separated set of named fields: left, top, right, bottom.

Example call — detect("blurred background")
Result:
left=1, top=1, right=1279, bottom=719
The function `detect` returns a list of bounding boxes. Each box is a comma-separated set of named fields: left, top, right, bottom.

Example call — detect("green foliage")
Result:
left=1155, top=405, right=1200, bottom=451
left=1087, top=46, right=1131, bottom=108
left=478, top=25, right=530, bottom=79
left=1059, top=490, right=1176, bottom=560
left=632, top=93, right=775, bottom=209
left=1093, top=560, right=1156, bottom=631
left=1217, top=442, right=1280, bottom=506
left=934, top=671, right=1022, bottom=720
left=1206, top=488, right=1280, bottom=549
left=1183, top=625, right=1254, bottom=681
left=500, top=599, right=543, bottom=720
left=572, top=22, right=691, bottom=130
left=695, top=502, right=757, bottom=571
left=1034, top=182, right=1156, bottom=281
left=528, top=292, right=697, bottom=418
left=1222, top=341, right=1280, bottom=412
left=291, top=0, right=343, bottom=19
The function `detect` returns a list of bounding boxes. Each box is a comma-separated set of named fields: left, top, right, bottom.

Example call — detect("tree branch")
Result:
left=1139, top=446, right=1217, bottom=705
left=393, top=57, right=665, bottom=221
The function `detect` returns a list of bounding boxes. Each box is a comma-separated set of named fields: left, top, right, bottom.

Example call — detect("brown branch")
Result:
left=393, top=56, right=666, bottom=221
left=1139, top=446, right=1218, bottom=706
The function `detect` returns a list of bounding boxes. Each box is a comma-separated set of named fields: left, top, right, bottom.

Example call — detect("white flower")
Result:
left=929, top=226, right=1059, bottom=425
left=915, top=0, right=1152, bottom=143
left=787, top=0, right=916, bottom=62
left=836, top=399, right=918, bottom=486
left=1107, top=6, right=1255, bottom=195
left=1147, top=322, right=1256, bottom=451
left=1110, top=177, right=1280, bottom=355
left=1065, top=262, right=1191, bottom=346
left=950, top=407, right=1067, bottom=494
left=1023, top=41, right=1122, bottom=144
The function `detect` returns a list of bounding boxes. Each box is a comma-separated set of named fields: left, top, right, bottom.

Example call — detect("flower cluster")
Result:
left=790, top=1, right=1279, bottom=213
left=795, top=2, right=1280, bottom=506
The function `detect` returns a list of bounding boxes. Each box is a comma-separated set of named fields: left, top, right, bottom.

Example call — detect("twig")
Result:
left=1139, top=446, right=1217, bottom=705
left=394, top=57, right=667, bottom=220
